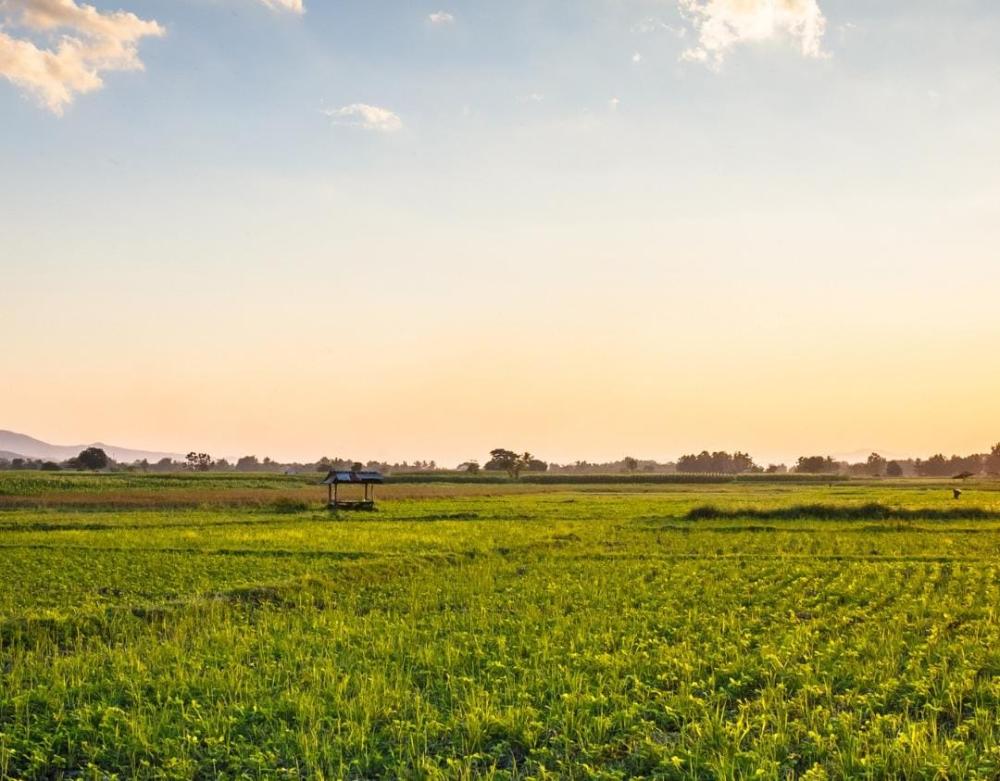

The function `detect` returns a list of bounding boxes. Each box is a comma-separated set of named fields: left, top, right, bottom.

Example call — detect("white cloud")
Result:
left=632, top=51, right=642, bottom=63
left=0, top=0, right=164, bottom=114
left=258, top=0, right=304, bottom=12
left=679, top=0, right=827, bottom=67
left=609, top=96, right=620, bottom=111
left=325, top=103, right=402, bottom=132
left=427, top=11, right=454, bottom=25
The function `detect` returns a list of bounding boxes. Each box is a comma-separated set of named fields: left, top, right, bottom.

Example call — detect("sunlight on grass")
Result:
left=3, top=474, right=1000, bottom=777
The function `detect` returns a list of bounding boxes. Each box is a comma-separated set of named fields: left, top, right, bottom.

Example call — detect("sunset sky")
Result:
left=3, top=0, right=1000, bottom=465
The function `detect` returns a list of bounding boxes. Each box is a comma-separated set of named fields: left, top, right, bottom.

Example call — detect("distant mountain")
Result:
left=0, top=430, right=182, bottom=464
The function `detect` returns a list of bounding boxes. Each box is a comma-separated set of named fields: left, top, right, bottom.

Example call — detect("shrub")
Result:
left=269, top=497, right=309, bottom=514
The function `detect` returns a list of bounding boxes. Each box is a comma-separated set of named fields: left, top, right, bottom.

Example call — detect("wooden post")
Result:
left=328, top=483, right=332, bottom=505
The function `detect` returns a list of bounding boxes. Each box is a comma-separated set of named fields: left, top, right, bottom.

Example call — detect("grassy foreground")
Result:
left=3, top=475, right=1000, bottom=779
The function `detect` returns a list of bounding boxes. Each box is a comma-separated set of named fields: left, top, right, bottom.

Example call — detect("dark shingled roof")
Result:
left=321, top=470, right=385, bottom=485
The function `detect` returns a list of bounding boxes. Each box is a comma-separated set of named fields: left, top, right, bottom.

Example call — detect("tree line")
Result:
left=3, top=443, right=1000, bottom=478
left=667, top=446, right=1000, bottom=477
left=0, top=450, right=443, bottom=474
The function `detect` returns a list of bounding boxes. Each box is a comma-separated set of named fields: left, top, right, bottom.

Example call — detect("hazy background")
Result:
left=3, top=0, right=999, bottom=465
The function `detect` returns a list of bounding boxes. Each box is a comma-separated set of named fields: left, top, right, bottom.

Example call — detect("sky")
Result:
left=2, top=0, right=1000, bottom=466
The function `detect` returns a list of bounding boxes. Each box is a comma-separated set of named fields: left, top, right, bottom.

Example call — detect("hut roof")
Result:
left=321, top=470, right=385, bottom=485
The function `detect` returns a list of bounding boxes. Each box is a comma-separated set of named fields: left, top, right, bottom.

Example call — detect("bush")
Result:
left=684, top=502, right=1000, bottom=521
left=269, top=497, right=309, bottom=514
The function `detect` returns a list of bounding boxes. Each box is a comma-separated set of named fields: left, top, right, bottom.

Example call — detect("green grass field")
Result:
left=3, top=473, right=1000, bottom=779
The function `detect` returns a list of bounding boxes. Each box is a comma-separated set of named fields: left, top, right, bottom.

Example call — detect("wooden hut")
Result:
left=321, top=470, right=384, bottom=510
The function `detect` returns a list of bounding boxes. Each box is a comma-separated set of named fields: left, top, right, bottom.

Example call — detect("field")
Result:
left=3, top=474, right=1000, bottom=779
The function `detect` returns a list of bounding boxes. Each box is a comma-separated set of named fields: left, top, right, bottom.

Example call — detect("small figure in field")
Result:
left=953, top=488, right=963, bottom=500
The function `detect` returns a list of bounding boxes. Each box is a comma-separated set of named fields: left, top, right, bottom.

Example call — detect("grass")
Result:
left=0, top=471, right=851, bottom=510
left=3, top=473, right=1000, bottom=777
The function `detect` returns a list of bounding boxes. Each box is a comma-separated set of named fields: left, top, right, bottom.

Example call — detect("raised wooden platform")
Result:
left=328, top=501, right=376, bottom=511
left=322, top=470, right=383, bottom=511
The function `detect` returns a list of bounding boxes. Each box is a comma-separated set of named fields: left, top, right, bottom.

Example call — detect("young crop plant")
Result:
left=2, top=476, right=1000, bottom=777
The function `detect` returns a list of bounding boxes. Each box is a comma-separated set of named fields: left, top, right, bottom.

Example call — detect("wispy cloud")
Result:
left=325, top=103, right=402, bottom=132
left=0, top=0, right=164, bottom=114
left=679, top=0, right=827, bottom=67
left=632, top=16, right=686, bottom=38
left=258, top=0, right=304, bottom=13
left=427, top=11, right=454, bottom=25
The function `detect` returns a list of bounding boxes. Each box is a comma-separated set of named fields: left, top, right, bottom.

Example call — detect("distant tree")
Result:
left=40, top=461, right=61, bottom=471
left=765, top=464, right=788, bottom=474
left=731, top=452, right=756, bottom=473
left=886, top=460, right=904, bottom=478
left=185, top=452, right=214, bottom=472
left=215, top=458, right=231, bottom=470
left=796, top=455, right=837, bottom=474
left=986, top=443, right=1000, bottom=475
left=510, top=452, right=528, bottom=479
left=846, top=462, right=867, bottom=477
left=912, top=453, right=982, bottom=478
left=458, top=461, right=481, bottom=474
left=522, top=453, right=548, bottom=473
left=485, top=448, right=521, bottom=477
left=866, top=452, right=887, bottom=477
left=623, top=456, right=639, bottom=473
left=915, top=454, right=950, bottom=477
left=483, top=449, right=545, bottom=478
left=235, top=455, right=259, bottom=472
left=76, top=447, right=109, bottom=471
left=11, top=458, right=25, bottom=470
left=677, top=451, right=707, bottom=473
left=951, top=454, right=984, bottom=476
left=156, top=457, right=174, bottom=470
left=677, top=450, right=757, bottom=474
left=351, top=461, right=364, bottom=472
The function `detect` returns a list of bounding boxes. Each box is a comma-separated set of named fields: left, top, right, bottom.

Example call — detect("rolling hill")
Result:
left=0, top=430, right=181, bottom=464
